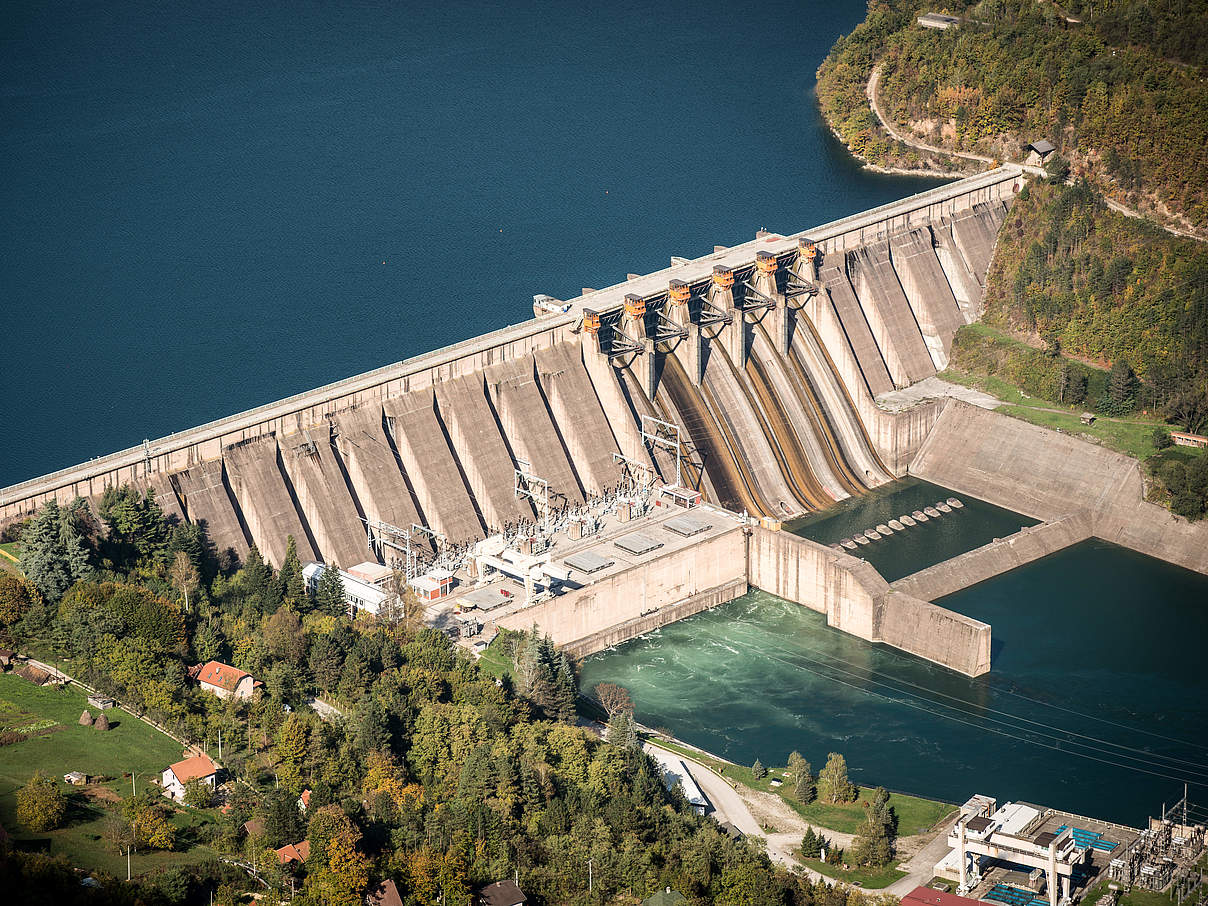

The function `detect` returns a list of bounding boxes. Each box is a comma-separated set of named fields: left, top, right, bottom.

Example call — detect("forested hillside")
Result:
left=816, top=0, right=1208, bottom=233
left=0, top=490, right=900, bottom=905
left=983, top=180, right=1208, bottom=422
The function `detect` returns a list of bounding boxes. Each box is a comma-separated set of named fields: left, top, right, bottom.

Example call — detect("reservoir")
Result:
left=579, top=540, right=1208, bottom=827
left=787, top=478, right=1038, bottom=582
left=0, top=0, right=945, bottom=487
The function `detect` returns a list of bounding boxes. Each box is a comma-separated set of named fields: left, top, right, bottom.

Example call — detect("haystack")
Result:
left=94, top=713, right=110, bottom=731
left=79, top=709, right=94, bottom=726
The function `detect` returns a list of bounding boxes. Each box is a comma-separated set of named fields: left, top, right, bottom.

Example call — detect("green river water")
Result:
left=580, top=483, right=1208, bottom=827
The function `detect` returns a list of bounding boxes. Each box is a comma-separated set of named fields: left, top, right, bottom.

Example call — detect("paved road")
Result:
left=887, top=812, right=961, bottom=896
left=306, top=697, right=345, bottom=722
left=866, top=64, right=996, bottom=170
left=642, top=741, right=825, bottom=876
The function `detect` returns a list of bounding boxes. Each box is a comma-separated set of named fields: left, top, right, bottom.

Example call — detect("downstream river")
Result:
left=0, top=0, right=943, bottom=486
left=580, top=540, right=1208, bottom=827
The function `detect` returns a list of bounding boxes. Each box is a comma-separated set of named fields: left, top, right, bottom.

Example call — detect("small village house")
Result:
left=191, top=660, right=256, bottom=700
left=162, top=753, right=218, bottom=802
left=297, top=789, right=312, bottom=812
left=366, top=880, right=404, bottom=906
left=276, top=840, right=311, bottom=867
left=476, top=880, right=527, bottom=906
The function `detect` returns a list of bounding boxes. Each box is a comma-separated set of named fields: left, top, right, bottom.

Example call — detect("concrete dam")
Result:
left=0, top=168, right=1017, bottom=546
left=20, top=165, right=1172, bottom=677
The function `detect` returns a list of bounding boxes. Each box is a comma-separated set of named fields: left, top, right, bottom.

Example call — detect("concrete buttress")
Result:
left=223, top=436, right=317, bottom=567
left=334, top=406, right=425, bottom=538
left=433, top=374, right=534, bottom=532
left=383, top=389, right=484, bottom=545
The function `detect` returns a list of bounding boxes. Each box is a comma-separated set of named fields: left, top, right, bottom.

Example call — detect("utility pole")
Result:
left=126, top=845, right=131, bottom=881
left=218, top=729, right=222, bottom=761
left=588, top=857, right=593, bottom=893
left=131, top=771, right=136, bottom=797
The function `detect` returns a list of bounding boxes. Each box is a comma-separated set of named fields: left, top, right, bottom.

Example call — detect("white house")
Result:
left=192, top=660, right=255, bottom=700
left=162, top=754, right=218, bottom=802
left=303, top=561, right=391, bottom=616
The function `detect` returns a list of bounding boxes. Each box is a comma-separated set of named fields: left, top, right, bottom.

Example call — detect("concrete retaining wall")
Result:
left=891, top=512, right=1094, bottom=602
left=493, top=527, right=748, bottom=648
left=562, top=577, right=748, bottom=659
left=746, top=526, right=991, bottom=675
left=911, top=402, right=1208, bottom=576
left=877, top=591, right=991, bottom=677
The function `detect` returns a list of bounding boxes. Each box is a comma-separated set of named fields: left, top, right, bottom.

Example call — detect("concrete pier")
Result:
left=172, top=460, right=249, bottom=561
left=535, top=342, right=624, bottom=496
left=335, top=407, right=425, bottom=536
left=383, top=390, right=484, bottom=544
left=889, top=227, right=965, bottom=370
left=223, top=437, right=316, bottom=567
left=433, top=374, right=534, bottom=532
left=279, top=433, right=367, bottom=568
left=486, top=356, right=586, bottom=508
left=817, top=263, right=895, bottom=398
left=847, top=242, right=935, bottom=387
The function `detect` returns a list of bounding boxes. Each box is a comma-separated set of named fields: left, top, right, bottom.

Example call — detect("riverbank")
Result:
left=642, top=731, right=957, bottom=889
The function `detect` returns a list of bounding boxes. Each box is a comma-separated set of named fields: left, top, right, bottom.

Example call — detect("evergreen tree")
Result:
left=22, top=501, right=73, bottom=604
left=1107, top=358, right=1140, bottom=413
left=308, top=632, right=345, bottom=692
left=193, top=619, right=227, bottom=663
left=801, top=827, right=822, bottom=859
left=607, top=709, right=639, bottom=750
left=751, top=759, right=766, bottom=780
left=871, top=786, right=898, bottom=838
left=550, top=652, right=578, bottom=724
left=242, top=545, right=273, bottom=599
left=852, top=811, right=893, bottom=867
left=315, top=563, right=347, bottom=617
left=278, top=536, right=306, bottom=606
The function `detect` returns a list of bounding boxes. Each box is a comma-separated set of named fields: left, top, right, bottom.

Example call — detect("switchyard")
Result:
left=937, top=793, right=1206, bottom=906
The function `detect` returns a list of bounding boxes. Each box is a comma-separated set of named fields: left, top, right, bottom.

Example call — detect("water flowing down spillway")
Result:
left=580, top=543, right=1208, bottom=827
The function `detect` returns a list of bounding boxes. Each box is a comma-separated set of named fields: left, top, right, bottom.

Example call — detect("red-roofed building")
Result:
left=276, top=840, right=311, bottom=866
left=194, top=660, right=255, bottom=700
left=162, top=753, right=218, bottom=802
left=366, top=880, right=404, bottom=906
left=901, top=887, right=984, bottom=906
left=298, top=789, right=312, bottom=811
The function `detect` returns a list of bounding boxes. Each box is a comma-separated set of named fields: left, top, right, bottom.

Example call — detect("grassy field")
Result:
left=940, top=368, right=1176, bottom=460
left=475, top=634, right=514, bottom=680
left=0, top=672, right=217, bottom=876
left=648, top=736, right=955, bottom=836
left=801, top=857, right=906, bottom=889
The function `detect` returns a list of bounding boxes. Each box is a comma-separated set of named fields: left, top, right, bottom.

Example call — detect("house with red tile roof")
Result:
left=276, top=840, right=311, bottom=866
left=192, top=660, right=255, bottom=700
left=162, top=753, right=218, bottom=802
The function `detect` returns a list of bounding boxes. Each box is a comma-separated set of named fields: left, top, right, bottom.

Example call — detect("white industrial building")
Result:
left=303, top=561, right=390, bottom=616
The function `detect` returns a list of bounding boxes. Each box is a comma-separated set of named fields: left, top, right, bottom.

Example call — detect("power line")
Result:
left=730, top=593, right=1208, bottom=754
left=717, top=613, right=1208, bottom=773
left=686, top=610, right=1208, bottom=786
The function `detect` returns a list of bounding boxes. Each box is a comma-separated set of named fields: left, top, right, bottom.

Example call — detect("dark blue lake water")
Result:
left=0, top=0, right=944, bottom=487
